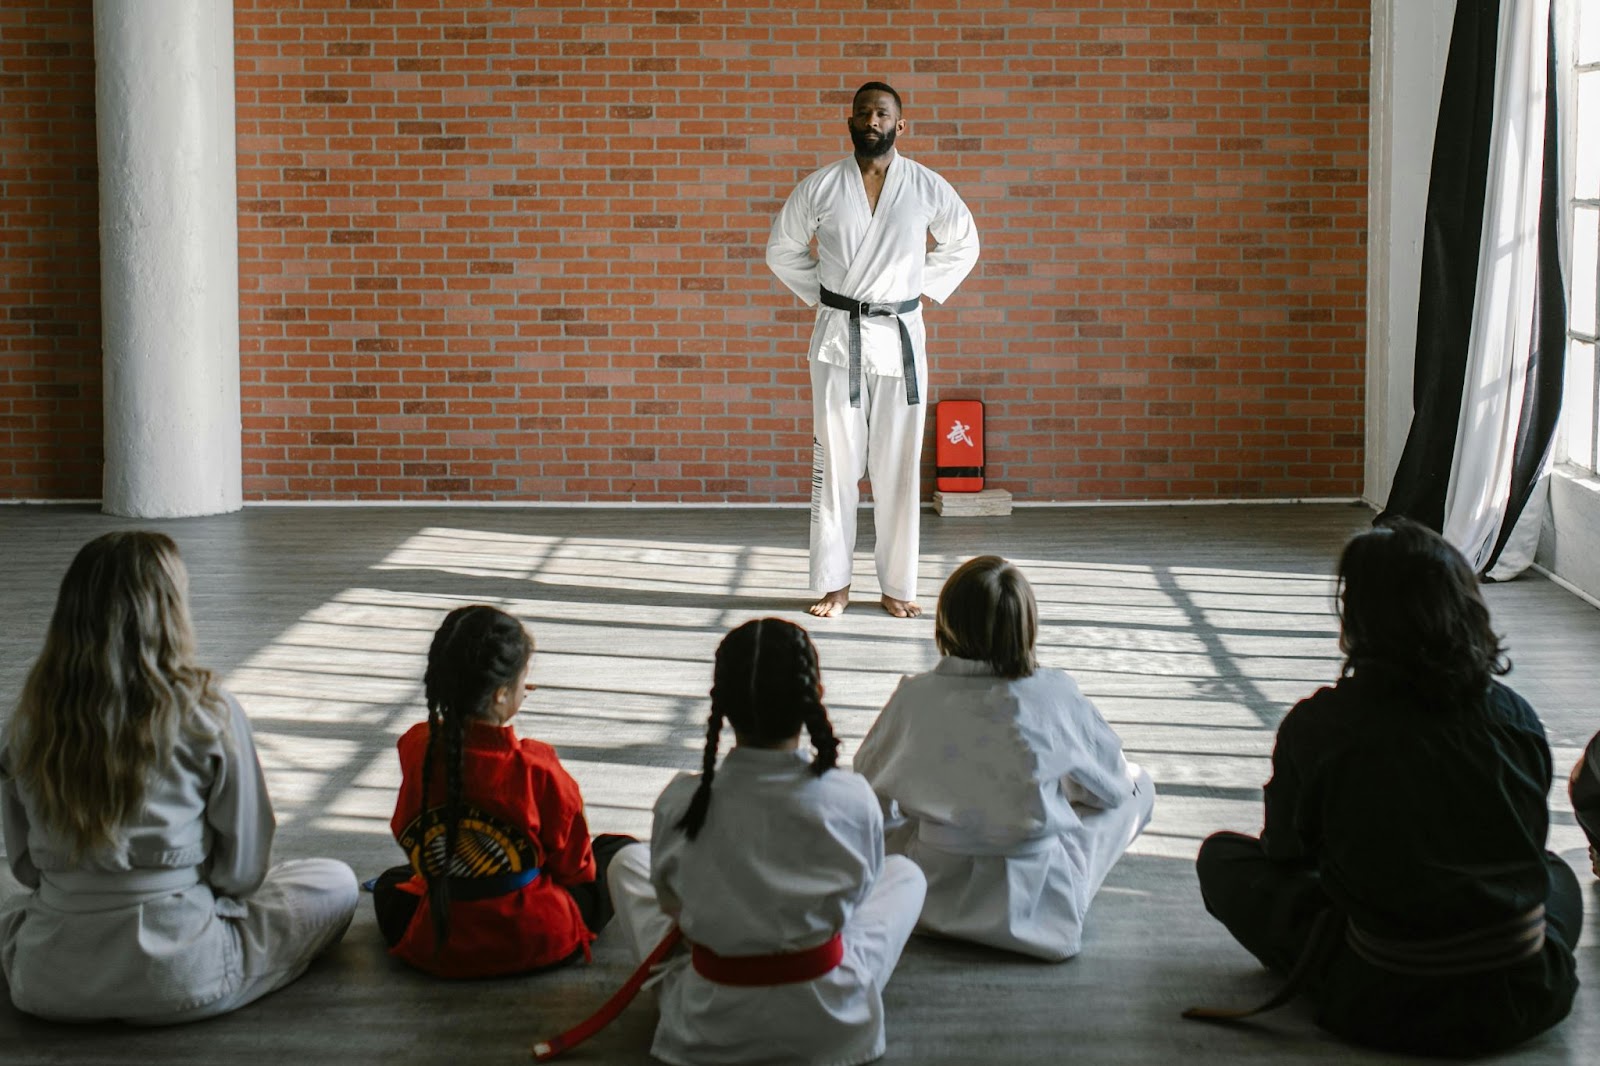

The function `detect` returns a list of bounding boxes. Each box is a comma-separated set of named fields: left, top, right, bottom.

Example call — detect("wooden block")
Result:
left=933, top=488, right=1013, bottom=517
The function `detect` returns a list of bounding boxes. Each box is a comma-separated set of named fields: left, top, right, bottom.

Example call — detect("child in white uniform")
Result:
left=607, top=618, right=927, bottom=1066
left=854, top=555, right=1154, bottom=961
left=0, top=531, right=357, bottom=1023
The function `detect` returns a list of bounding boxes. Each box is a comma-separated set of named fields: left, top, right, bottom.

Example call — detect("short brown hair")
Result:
left=935, top=555, right=1038, bottom=679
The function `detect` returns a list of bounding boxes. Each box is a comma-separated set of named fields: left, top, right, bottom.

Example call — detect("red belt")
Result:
left=690, top=932, right=844, bottom=986
left=530, top=928, right=847, bottom=1061
left=533, top=927, right=683, bottom=1062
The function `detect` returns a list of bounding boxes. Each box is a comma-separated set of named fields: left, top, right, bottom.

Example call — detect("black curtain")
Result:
left=1381, top=0, right=1566, bottom=578
left=1380, top=0, right=1502, bottom=532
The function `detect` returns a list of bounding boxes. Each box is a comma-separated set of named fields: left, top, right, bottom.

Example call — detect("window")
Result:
left=1560, top=0, right=1600, bottom=471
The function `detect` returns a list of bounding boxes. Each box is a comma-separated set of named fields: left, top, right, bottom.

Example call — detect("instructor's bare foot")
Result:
left=881, top=595, right=922, bottom=618
left=808, top=587, right=850, bottom=618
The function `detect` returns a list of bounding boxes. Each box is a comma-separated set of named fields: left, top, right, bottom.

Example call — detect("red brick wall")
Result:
left=0, top=0, right=102, bottom=499
left=8, top=0, right=1370, bottom=502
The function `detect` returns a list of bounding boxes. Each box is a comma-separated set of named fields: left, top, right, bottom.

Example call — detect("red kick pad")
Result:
left=935, top=400, right=984, bottom=492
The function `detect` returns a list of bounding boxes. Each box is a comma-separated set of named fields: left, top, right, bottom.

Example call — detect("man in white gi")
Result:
left=766, top=81, right=980, bottom=619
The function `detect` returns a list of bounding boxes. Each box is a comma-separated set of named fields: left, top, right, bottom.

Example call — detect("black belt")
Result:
left=819, top=286, right=921, bottom=408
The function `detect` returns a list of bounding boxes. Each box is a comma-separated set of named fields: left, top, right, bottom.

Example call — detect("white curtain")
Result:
left=1441, top=0, right=1554, bottom=576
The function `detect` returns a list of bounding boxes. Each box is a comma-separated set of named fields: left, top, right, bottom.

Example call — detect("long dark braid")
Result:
left=787, top=624, right=839, bottom=778
left=417, top=605, right=532, bottom=947
left=676, top=707, right=724, bottom=842
left=416, top=611, right=464, bottom=946
left=677, top=618, right=837, bottom=840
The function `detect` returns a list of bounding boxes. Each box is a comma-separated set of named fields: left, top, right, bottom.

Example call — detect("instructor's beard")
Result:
left=850, top=125, right=897, bottom=158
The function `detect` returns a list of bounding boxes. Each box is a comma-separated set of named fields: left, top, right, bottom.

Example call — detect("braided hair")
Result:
left=417, top=605, right=533, bottom=947
left=676, top=617, right=839, bottom=840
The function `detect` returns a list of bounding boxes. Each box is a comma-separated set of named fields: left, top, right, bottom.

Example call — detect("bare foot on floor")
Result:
left=808, top=587, right=850, bottom=618
left=881, top=595, right=922, bottom=618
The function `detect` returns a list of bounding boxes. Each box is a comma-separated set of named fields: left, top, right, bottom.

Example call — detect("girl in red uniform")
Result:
left=371, top=605, right=631, bottom=978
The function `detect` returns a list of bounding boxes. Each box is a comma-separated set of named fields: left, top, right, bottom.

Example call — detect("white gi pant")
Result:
left=809, top=358, right=929, bottom=603
left=1072, top=763, right=1157, bottom=907
left=891, top=763, right=1155, bottom=961
left=0, top=858, right=358, bottom=1024
left=607, top=844, right=927, bottom=1066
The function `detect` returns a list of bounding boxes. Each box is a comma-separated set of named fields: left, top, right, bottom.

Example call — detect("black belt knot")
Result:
left=819, top=286, right=921, bottom=408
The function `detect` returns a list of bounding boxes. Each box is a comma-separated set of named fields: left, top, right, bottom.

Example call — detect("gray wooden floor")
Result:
left=0, top=502, right=1596, bottom=1064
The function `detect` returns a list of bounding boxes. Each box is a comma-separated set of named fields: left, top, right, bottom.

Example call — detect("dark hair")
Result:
left=676, top=618, right=839, bottom=840
left=1336, top=517, right=1509, bottom=706
left=935, top=555, right=1039, bottom=679
left=853, top=80, right=903, bottom=113
left=418, top=605, right=533, bottom=947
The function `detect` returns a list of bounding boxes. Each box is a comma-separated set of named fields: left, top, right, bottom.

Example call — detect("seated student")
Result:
left=1192, top=518, right=1580, bottom=1055
left=372, top=605, right=633, bottom=978
left=606, top=618, right=927, bottom=1066
left=1570, top=732, right=1600, bottom=878
left=853, top=555, right=1154, bottom=961
left=0, top=531, right=357, bottom=1024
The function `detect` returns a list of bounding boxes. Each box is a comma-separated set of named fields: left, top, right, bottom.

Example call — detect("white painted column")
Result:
left=1363, top=0, right=1457, bottom=506
left=95, top=0, right=242, bottom=517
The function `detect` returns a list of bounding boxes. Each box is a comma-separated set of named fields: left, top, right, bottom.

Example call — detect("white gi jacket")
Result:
left=0, top=693, right=274, bottom=1018
left=766, top=154, right=979, bottom=379
left=644, top=747, right=909, bottom=1066
left=854, top=657, right=1148, bottom=961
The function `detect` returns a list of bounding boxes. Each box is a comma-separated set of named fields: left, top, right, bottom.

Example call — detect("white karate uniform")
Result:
left=0, top=692, right=358, bottom=1023
left=607, top=746, right=927, bottom=1066
left=767, top=154, right=979, bottom=602
left=853, top=657, right=1155, bottom=961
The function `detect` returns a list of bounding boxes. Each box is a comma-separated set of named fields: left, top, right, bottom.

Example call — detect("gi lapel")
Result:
left=838, top=155, right=908, bottom=299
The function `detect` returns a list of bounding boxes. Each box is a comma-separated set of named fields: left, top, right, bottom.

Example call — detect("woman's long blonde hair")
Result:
left=6, top=531, right=226, bottom=856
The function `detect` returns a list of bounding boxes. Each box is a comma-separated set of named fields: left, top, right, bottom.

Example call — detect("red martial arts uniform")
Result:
left=386, top=719, right=597, bottom=978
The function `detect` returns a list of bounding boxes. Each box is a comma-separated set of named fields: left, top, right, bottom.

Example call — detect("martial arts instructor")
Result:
left=766, top=81, right=980, bottom=619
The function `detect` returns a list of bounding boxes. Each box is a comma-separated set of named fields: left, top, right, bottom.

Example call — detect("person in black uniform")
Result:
left=1194, top=517, right=1580, bottom=1056
left=1571, top=732, right=1600, bottom=879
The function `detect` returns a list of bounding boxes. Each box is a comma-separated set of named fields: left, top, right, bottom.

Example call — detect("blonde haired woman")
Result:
left=0, top=531, right=357, bottom=1023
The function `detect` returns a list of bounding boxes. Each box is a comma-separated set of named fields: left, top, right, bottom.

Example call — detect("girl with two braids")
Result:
left=854, top=555, right=1154, bottom=962
left=0, top=532, right=357, bottom=1023
left=606, top=617, right=926, bottom=1066
left=373, top=605, right=633, bottom=978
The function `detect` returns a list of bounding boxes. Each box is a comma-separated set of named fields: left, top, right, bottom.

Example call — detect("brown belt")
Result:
left=1183, top=908, right=1342, bottom=1023
left=1346, top=904, right=1546, bottom=977
left=1183, top=904, right=1550, bottom=1025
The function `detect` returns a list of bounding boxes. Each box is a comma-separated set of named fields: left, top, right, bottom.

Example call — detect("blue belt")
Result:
left=444, top=865, right=541, bottom=901
left=819, top=286, right=920, bottom=408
